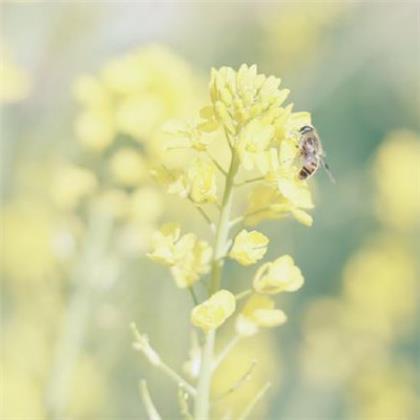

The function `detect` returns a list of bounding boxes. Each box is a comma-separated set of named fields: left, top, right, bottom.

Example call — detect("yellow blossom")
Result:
left=253, top=255, right=304, bottom=294
left=235, top=120, right=274, bottom=170
left=147, top=223, right=182, bottom=266
left=191, top=290, right=236, bottom=332
left=229, top=229, right=269, bottom=266
left=129, top=187, right=163, bottom=224
left=170, top=235, right=212, bottom=288
left=74, top=109, right=115, bottom=152
left=109, top=148, right=147, bottom=186
left=373, top=131, right=420, bottom=230
left=0, top=42, right=31, bottom=103
left=188, top=159, right=218, bottom=204
left=163, top=119, right=211, bottom=151
left=50, top=164, right=97, bottom=210
left=151, top=166, right=190, bottom=198
left=236, top=294, right=287, bottom=336
left=246, top=185, right=313, bottom=227
left=201, top=64, right=308, bottom=155
left=147, top=224, right=212, bottom=288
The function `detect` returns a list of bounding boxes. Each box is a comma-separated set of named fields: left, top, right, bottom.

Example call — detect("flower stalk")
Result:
left=195, top=147, right=239, bottom=419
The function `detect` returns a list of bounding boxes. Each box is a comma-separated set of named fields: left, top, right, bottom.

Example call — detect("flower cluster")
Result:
left=147, top=223, right=212, bottom=288
left=141, top=64, right=312, bottom=420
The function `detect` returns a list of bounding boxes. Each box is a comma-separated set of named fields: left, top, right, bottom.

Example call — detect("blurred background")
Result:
left=1, top=1, right=419, bottom=419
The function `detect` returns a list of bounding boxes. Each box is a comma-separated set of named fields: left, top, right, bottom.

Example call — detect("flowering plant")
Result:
left=132, top=64, right=312, bottom=419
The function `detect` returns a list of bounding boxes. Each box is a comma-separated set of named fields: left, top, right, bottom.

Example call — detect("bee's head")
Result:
left=299, top=125, right=313, bottom=134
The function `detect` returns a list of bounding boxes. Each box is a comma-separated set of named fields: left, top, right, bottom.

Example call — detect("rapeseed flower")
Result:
left=191, top=290, right=236, bottom=332
left=253, top=255, right=304, bottom=294
left=229, top=229, right=269, bottom=266
left=236, top=294, right=287, bottom=336
left=148, top=224, right=212, bottom=288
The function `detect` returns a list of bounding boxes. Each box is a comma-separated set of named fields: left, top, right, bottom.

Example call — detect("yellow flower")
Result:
left=0, top=42, right=31, bottom=103
left=129, top=187, right=163, bottom=224
left=73, top=74, right=110, bottom=109
left=253, top=255, right=304, bottom=294
left=151, top=166, right=190, bottom=198
left=229, top=229, right=269, bottom=266
left=163, top=119, right=211, bottom=151
left=191, top=290, right=236, bottom=332
left=236, top=120, right=274, bottom=170
left=50, top=164, right=97, bottom=210
left=147, top=223, right=182, bottom=266
left=246, top=185, right=313, bottom=227
left=201, top=64, right=308, bottom=151
left=373, top=131, right=420, bottom=230
left=147, top=224, right=212, bottom=288
left=109, top=148, right=147, bottom=186
left=236, top=294, right=287, bottom=336
left=74, top=109, right=115, bottom=152
left=188, top=159, right=218, bottom=204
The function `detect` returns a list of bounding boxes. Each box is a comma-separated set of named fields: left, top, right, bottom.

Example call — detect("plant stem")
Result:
left=195, top=149, right=239, bottom=420
left=45, top=208, right=114, bottom=419
left=209, top=151, right=239, bottom=295
left=194, top=330, right=215, bottom=420
left=140, top=380, right=162, bottom=420
left=237, top=382, right=271, bottom=420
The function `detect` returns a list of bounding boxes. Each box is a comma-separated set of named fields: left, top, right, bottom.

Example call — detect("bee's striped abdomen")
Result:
left=298, top=157, right=319, bottom=180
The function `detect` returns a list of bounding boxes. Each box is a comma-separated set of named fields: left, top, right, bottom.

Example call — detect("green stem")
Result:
left=194, top=330, right=215, bottom=420
left=209, top=151, right=240, bottom=295
left=194, top=149, right=239, bottom=420
left=45, top=208, right=114, bottom=419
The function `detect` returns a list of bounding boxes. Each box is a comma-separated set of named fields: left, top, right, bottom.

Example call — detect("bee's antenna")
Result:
left=321, top=160, right=336, bottom=184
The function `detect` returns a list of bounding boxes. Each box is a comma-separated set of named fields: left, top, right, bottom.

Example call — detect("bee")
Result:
left=297, top=125, right=335, bottom=183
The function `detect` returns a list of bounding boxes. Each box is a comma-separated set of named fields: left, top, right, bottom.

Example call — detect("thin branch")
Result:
left=234, top=289, right=252, bottom=301
left=212, top=335, right=241, bottom=371
left=229, top=215, right=244, bottom=229
left=178, top=387, right=194, bottom=420
left=213, top=360, right=257, bottom=402
left=234, top=176, right=265, bottom=188
left=187, top=197, right=215, bottom=232
left=207, top=151, right=227, bottom=176
left=237, top=382, right=271, bottom=420
left=131, top=323, right=197, bottom=397
left=139, top=380, right=162, bottom=420
left=188, top=286, right=199, bottom=306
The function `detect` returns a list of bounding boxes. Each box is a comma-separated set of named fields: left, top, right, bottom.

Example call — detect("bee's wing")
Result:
left=320, top=157, right=336, bottom=184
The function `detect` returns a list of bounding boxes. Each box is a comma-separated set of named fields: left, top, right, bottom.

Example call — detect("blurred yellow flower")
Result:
left=348, top=361, right=418, bottom=420
left=236, top=294, right=287, bottom=336
left=147, top=223, right=212, bottom=288
left=253, top=255, right=304, bottom=294
left=129, top=187, right=163, bottom=224
left=229, top=229, right=269, bottom=266
left=74, top=109, right=115, bottom=152
left=0, top=42, right=31, bottom=103
left=342, top=235, right=417, bottom=339
left=373, top=130, right=420, bottom=230
left=263, top=3, right=351, bottom=72
left=212, top=333, right=279, bottom=419
left=109, top=147, right=147, bottom=186
left=191, top=290, right=236, bottom=332
left=74, top=45, right=201, bottom=161
left=188, top=159, right=218, bottom=204
left=50, top=164, right=97, bottom=210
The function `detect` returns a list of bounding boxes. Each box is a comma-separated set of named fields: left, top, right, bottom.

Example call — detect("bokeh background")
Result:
left=1, top=1, right=419, bottom=419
